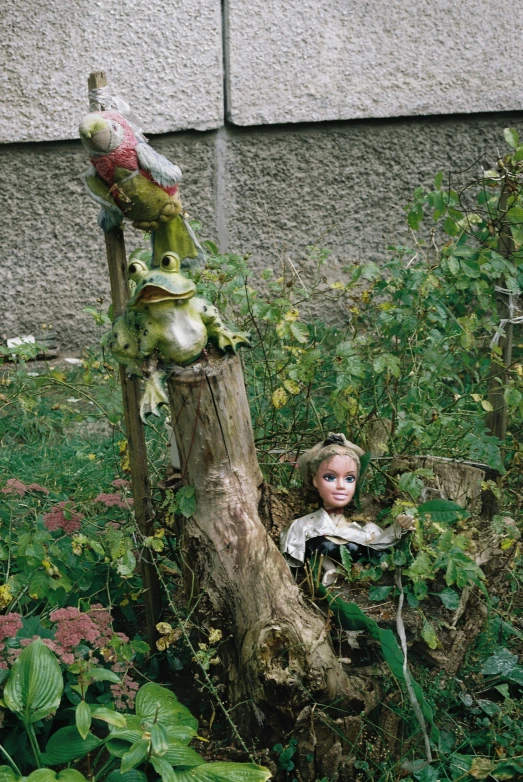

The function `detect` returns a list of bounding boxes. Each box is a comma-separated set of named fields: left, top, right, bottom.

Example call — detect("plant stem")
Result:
left=26, top=721, right=42, bottom=768
left=0, top=743, right=23, bottom=776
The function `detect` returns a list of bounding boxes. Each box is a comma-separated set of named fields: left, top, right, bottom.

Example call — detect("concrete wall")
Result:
left=3, top=113, right=522, bottom=350
left=2, top=1, right=523, bottom=349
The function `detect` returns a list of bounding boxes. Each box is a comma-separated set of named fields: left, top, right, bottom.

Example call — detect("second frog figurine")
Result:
left=108, top=251, right=251, bottom=418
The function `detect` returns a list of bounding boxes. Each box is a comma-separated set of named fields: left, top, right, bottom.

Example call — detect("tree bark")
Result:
left=168, top=352, right=363, bottom=740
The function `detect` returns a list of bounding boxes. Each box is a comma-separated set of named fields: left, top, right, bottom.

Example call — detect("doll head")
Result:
left=297, top=433, right=364, bottom=509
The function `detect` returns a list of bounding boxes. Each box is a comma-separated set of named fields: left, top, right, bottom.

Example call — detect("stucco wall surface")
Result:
left=0, top=134, right=217, bottom=350
left=225, top=0, right=523, bottom=126
left=3, top=114, right=523, bottom=350
left=1, top=0, right=223, bottom=143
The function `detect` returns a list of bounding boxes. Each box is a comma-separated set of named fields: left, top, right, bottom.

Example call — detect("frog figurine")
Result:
left=107, top=251, right=251, bottom=419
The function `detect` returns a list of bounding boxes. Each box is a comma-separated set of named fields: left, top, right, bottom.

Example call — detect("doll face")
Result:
left=312, top=455, right=358, bottom=509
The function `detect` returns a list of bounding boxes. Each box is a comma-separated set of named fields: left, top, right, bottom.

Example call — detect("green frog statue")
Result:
left=108, top=251, right=251, bottom=419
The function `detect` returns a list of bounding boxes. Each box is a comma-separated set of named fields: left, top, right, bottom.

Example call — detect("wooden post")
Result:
left=87, top=72, right=161, bottom=644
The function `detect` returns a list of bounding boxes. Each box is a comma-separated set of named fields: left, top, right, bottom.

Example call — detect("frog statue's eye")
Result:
left=127, top=260, right=148, bottom=280
left=160, top=253, right=180, bottom=272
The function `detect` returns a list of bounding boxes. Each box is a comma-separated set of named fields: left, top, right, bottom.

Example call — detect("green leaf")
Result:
left=434, top=171, right=443, bottom=189
left=42, top=727, right=104, bottom=764
left=202, top=240, right=219, bottom=257
left=170, top=763, right=272, bottom=782
left=368, top=586, right=393, bottom=601
left=151, top=723, right=170, bottom=755
left=0, top=768, right=20, bottom=782
left=163, top=741, right=204, bottom=768
left=135, top=683, right=198, bottom=732
left=105, top=772, right=147, bottom=782
left=289, top=322, right=309, bottom=344
left=460, top=258, right=481, bottom=278
left=85, top=668, right=121, bottom=684
left=398, top=472, right=424, bottom=500
left=421, top=621, right=438, bottom=650
left=121, top=740, right=150, bottom=774
left=76, top=699, right=92, bottom=740
left=437, top=588, right=460, bottom=610
left=505, top=666, right=523, bottom=686
left=418, top=499, right=469, bottom=524
left=28, top=772, right=88, bottom=782
left=91, top=706, right=127, bottom=728
left=317, top=588, right=439, bottom=742
left=0, top=669, right=9, bottom=685
left=504, top=386, right=522, bottom=406
left=176, top=487, right=197, bottom=519
left=482, top=648, right=518, bottom=676
left=504, top=127, right=519, bottom=149
left=4, top=640, right=63, bottom=723
left=151, top=758, right=176, bottom=782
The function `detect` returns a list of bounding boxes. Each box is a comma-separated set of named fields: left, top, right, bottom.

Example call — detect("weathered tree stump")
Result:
left=168, top=351, right=364, bottom=741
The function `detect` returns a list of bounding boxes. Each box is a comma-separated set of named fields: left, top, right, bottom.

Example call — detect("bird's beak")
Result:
left=79, top=114, right=108, bottom=146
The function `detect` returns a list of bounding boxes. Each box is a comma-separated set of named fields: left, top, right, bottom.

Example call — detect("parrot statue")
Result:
left=79, top=110, right=205, bottom=269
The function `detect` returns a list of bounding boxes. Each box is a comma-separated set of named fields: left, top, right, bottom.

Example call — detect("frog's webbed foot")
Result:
left=140, top=369, right=169, bottom=422
left=216, top=329, right=252, bottom=354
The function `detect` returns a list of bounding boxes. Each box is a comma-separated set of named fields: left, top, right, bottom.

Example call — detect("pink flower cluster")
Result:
left=95, top=493, right=134, bottom=509
left=43, top=502, right=84, bottom=534
left=2, top=479, right=49, bottom=497
left=112, top=479, right=130, bottom=488
left=0, top=613, right=23, bottom=667
left=110, top=669, right=140, bottom=710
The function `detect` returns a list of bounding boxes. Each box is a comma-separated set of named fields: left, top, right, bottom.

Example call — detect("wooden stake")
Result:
left=87, top=72, right=161, bottom=644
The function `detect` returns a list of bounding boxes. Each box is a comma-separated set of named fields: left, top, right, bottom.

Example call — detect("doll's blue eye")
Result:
left=346, top=475, right=356, bottom=483
left=323, top=474, right=336, bottom=482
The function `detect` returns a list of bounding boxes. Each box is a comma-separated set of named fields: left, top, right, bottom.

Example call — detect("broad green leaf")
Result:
left=476, top=699, right=500, bottom=716
left=163, top=741, right=205, bottom=768
left=170, top=763, right=271, bottom=782
left=4, top=640, right=63, bottom=723
left=506, top=666, right=523, bottom=686
left=504, top=386, right=522, bottom=406
left=482, top=648, right=518, bottom=676
left=136, top=684, right=197, bottom=731
left=494, top=758, right=523, bottom=779
left=0, top=669, right=9, bottom=685
left=437, top=588, right=460, bottom=611
left=107, top=729, right=144, bottom=758
left=105, top=772, right=148, bottom=782
left=28, top=772, right=88, bottom=782
left=317, top=588, right=439, bottom=742
left=421, top=621, right=438, bottom=650
left=398, top=472, right=424, bottom=500
left=504, top=127, right=519, bottom=149
left=0, top=768, right=20, bottom=782
left=151, top=723, right=169, bottom=755
left=76, top=699, right=92, bottom=740
left=151, top=757, right=176, bottom=782
left=289, top=322, right=309, bottom=343
left=460, top=258, right=481, bottom=278
left=177, top=487, right=197, bottom=519
left=91, top=706, right=127, bottom=728
left=368, top=586, right=393, bottom=601
left=418, top=499, right=469, bottom=524
left=85, top=668, right=121, bottom=684
left=121, top=739, right=150, bottom=774
left=42, top=727, right=104, bottom=764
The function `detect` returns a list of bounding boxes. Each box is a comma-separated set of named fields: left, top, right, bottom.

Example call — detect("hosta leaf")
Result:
left=42, top=727, right=104, bottom=764
left=163, top=741, right=205, bottom=768
left=91, top=706, right=127, bottom=728
left=151, top=757, right=176, bottom=782
left=85, top=668, right=121, bottom=684
left=171, top=763, right=271, bottom=782
left=76, top=699, right=92, bottom=740
left=28, top=772, right=88, bottom=782
left=4, top=640, right=63, bottom=723
left=105, top=772, right=148, bottom=782
left=0, top=767, right=20, bottom=782
left=121, top=739, right=150, bottom=774
left=135, top=683, right=198, bottom=732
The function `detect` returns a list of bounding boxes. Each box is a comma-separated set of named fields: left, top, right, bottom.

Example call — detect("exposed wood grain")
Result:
left=168, top=353, right=363, bottom=742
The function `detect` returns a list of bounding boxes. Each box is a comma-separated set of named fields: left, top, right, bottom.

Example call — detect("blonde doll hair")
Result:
left=297, top=433, right=365, bottom=488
